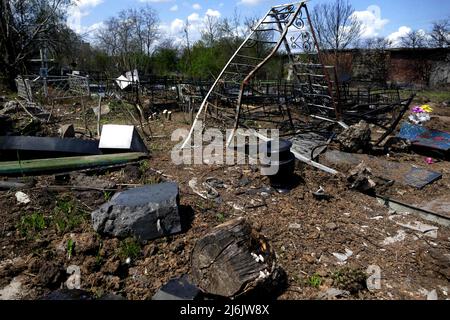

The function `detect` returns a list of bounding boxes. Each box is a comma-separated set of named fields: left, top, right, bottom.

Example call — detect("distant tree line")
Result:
left=0, top=0, right=449, bottom=88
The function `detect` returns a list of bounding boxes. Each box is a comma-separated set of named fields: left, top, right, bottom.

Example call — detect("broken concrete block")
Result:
left=91, top=183, right=181, bottom=241
left=347, top=161, right=376, bottom=192
left=152, top=275, right=202, bottom=300
left=99, top=124, right=148, bottom=154
left=337, top=120, right=371, bottom=152
left=59, top=124, right=75, bottom=138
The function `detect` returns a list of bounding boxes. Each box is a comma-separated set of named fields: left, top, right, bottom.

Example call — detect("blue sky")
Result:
left=68, top=0, right=450, bottom=46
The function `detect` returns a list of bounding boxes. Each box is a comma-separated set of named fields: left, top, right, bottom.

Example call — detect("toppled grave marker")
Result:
left=152, top=275, right=202, bottom=300
left=99, top=124, right=148, bottom=154
left=323, top=150, right=442, bottom=189
left=191, top=217, right=278, bottom=298
left=0, top=136, right=101, bottom=158
left=397, top=122, right=450, bottom=155
left=91, top=182, right=182, bottom=241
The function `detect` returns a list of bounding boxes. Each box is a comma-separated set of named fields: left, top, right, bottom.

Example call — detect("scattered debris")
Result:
left=312, top=186, right=332, bottom=201
left=382, top=230, right=407, bottom=246
left=317, top=288, right=350, bottom=300
left=332, top=248, right=353, bottom=264
left=92, top=105, right=111, bottom=117
left=389, top=215, right=439, bottom=238
left=346, top=161, right=376, bottom=192
left=15, top=191, right=31, bottom=204
left=418, top=288, right=438, bottom=300
left=289, top=223, right=302, bottom=230
left=188, top=177, right=220, bottom=201
left=0, top=276, right=24, bottom=300
left=91, top=182, right=182, bottom=241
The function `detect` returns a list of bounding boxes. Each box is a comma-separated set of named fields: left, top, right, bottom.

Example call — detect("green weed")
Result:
left=67, top=238, right=74, bottom=259
left=216, top=213, right=226, bottom=223
left=308, top=274, right=322, bottom=288
left=103, top=191, right=112, bottom=201
left=119, top=238, right=141, bottom=261
left=53, top=198, right=88, bottom=234
left=18, top=212, right=47, bottom=236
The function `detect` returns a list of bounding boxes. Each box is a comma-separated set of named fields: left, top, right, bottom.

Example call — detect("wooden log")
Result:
left=191, top=217, right=276, bottom=298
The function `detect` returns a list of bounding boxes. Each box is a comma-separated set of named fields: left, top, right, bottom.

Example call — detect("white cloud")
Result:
left=170, top=18, right=185, bottom=33
left=139, top=0, right=174, bottom=3
left=161, top=10, right=222, bottom=47
left=75, top=0, right=103, bottom=8
left=170, top=4, right=178, bottom=11
left=386, top=26, right=412, bottom=46
left=239, top=0, right=266, bottom=5
left=68, top=0, right=104, bottom=33
left=192, top=3, right=202, bottom=10
left=188, top=12, right=200, bottom=22
left=205, top=9, right=221, bottom=18
left=352, top=5, right=389, bottom=38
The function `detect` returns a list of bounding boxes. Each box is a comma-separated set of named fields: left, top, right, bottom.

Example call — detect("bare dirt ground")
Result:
left=0, top=96, right=449, bottom=300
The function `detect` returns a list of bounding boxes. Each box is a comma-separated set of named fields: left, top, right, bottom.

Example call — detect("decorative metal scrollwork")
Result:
left=243, top=38, right=258, bottom=49
left=293, top=11, right=305, bottom=30
left=272, top=4, right=295, bottom=22
left=290, top=32, right=313, bottom=52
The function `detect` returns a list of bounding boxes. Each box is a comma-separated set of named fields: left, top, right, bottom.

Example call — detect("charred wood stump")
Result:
left=191, top=218, right=278, bottom=298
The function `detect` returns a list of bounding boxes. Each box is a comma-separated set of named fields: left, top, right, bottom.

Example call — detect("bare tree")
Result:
left=201, top=15, right=221, bottom=46
left=310, top=0, right=362, bottom=52
left=219, top=9, right=242, bottom=40
left=358, top=37, right=392, bottom=85
left=428, top=18, right=450, bottom=48
left=95, top=6, right=160, bottom=70
left=183, top=19, right=192, bottom=71
left=0, top=0, right=71, bottom=86
left=400, top=30, right=427, bottom=48
left=141, top=6, right=160, bottom=55
left=363, top=37, right=392, bottom=50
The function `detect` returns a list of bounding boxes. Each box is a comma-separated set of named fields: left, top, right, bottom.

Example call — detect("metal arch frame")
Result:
left=180, top=1, right=325, bottom=149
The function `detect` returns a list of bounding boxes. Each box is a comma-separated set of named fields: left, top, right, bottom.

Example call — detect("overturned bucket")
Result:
left=259, top=139, right=296, bottom=193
